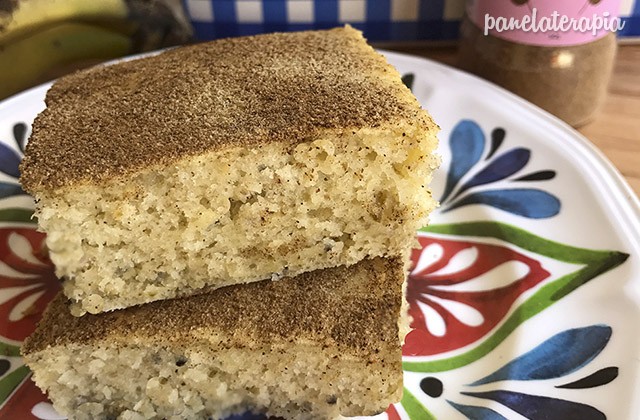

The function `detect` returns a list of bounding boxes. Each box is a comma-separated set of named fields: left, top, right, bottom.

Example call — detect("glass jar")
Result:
left=458, top=1, right=620, bottom=127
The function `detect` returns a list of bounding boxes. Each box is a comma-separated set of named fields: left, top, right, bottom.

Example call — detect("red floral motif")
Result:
left=386, top=404, right=401, bottom=420
left=0, top=375, right=48, bottom=420
left=403, top=234, right=550, bottom=356
left=0, top=228, right=59, bottom=342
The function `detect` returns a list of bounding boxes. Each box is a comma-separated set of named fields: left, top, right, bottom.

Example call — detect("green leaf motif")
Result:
left=0, top=342, right=29, bottom=407
left=404, top=221, right=629, bottom=373
left=401, top=387, right=436, bottom=420
left=0, top=366, right=29, bottom=406
left=0, top=208, right=35, bottom=224
left=0, top=342, right=21, bottom=358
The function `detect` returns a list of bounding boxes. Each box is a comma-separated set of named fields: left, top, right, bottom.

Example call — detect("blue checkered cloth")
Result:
left=184, top=0, right=640, bottom=42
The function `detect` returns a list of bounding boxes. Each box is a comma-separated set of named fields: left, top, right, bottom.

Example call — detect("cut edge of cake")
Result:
left=49, top=125, right=437, bottom=315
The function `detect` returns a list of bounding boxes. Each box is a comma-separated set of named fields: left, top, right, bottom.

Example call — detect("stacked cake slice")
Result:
left=21, top=26, right=439, bottom=419
left=23, top=258, right=407, bottom=419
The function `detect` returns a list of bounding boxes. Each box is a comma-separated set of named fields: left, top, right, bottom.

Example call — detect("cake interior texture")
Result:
left=20, top=26, right=439, bottom=315
left=45, top=128, right=437, bottom=315
left=22, top=257, right=406, bottom=420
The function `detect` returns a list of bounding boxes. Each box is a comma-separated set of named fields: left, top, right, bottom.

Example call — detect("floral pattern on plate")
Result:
left=394, top=223, right=626, bottom=419
left=438, top=120, right=560, bottom=219
left=0, top=58, right=637, bottom=419
left=0, top=122, right=29, bottom=199
left=398, top=325, right=617, bottom=420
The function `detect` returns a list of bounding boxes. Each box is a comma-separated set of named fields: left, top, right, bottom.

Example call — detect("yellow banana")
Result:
left=0, top=22, right=132, bottom=99
left=0, top=0, right=128, bottom=44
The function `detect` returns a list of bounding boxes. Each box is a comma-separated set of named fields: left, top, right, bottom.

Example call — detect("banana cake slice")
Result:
left=22, top=257, right=406, bottom=420
left=20, top=26, right=439, bottom=315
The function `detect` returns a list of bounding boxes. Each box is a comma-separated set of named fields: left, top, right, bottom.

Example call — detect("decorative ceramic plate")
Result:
left=0, top=51, right=638, bottom=420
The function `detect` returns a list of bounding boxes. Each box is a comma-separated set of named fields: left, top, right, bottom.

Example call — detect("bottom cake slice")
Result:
left=22, top=257, right=407, bottom=420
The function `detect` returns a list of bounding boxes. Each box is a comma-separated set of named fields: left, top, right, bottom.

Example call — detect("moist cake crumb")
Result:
left=23, top=258, right=407, bottom=419
left=19, top=26, right=440, bottom=315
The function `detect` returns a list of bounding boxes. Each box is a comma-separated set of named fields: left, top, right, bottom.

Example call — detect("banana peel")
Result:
left=0, top=22, right=133, bottom=99
left=0, top=0, right=193, bottom=100
left=0, top=0, right=193, bottom=45
left=0, top=0, right=128, bottom=44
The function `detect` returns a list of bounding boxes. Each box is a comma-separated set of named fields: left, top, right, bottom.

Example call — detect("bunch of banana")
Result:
left=0, top=0, right=193, bottom=100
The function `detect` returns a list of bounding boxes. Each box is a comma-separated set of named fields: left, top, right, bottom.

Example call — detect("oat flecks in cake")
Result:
left=22, top=257, right=404, bottom=356
left=20, top=26, right=431, bottom=192
left=19, top=26, right=440, bottom=315
left=22, top=258, right=406, bottom=419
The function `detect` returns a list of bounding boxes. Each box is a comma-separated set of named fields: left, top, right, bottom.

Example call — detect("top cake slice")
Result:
left=20, top=26, right=439, bottom=315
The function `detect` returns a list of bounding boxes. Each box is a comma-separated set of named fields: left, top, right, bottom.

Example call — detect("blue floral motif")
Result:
left=0, top=143, right=21, bottom=179
left=556, top=367, right=618, bottom=389
left=440, top=120, right=560, bottom=219
left=0, top=122, right=28, bottom=199
left=445, top=189, right=560, bottom=219
left=469, top=325, right=611, bottom=385
left=401, top=73, right=415, bottom=91
left=0, top=183, right=24, bottom=198
left=459, top=390, right=605, bottom=420
left=448, top=401, right=508, bottom=420
left=431, top=326, right=618, bottom=420
left=440, top=120, right=485, bottom=203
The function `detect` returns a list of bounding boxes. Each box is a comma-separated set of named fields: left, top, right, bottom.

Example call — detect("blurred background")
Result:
left=183, top=0, right=640, bottom=41
left=2, top=0, right=639, bottom=101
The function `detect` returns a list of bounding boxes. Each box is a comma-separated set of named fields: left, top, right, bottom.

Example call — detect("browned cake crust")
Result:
left=20, top=26, right=432, bottom=192
left=22, top=257, right=404, bottom=357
